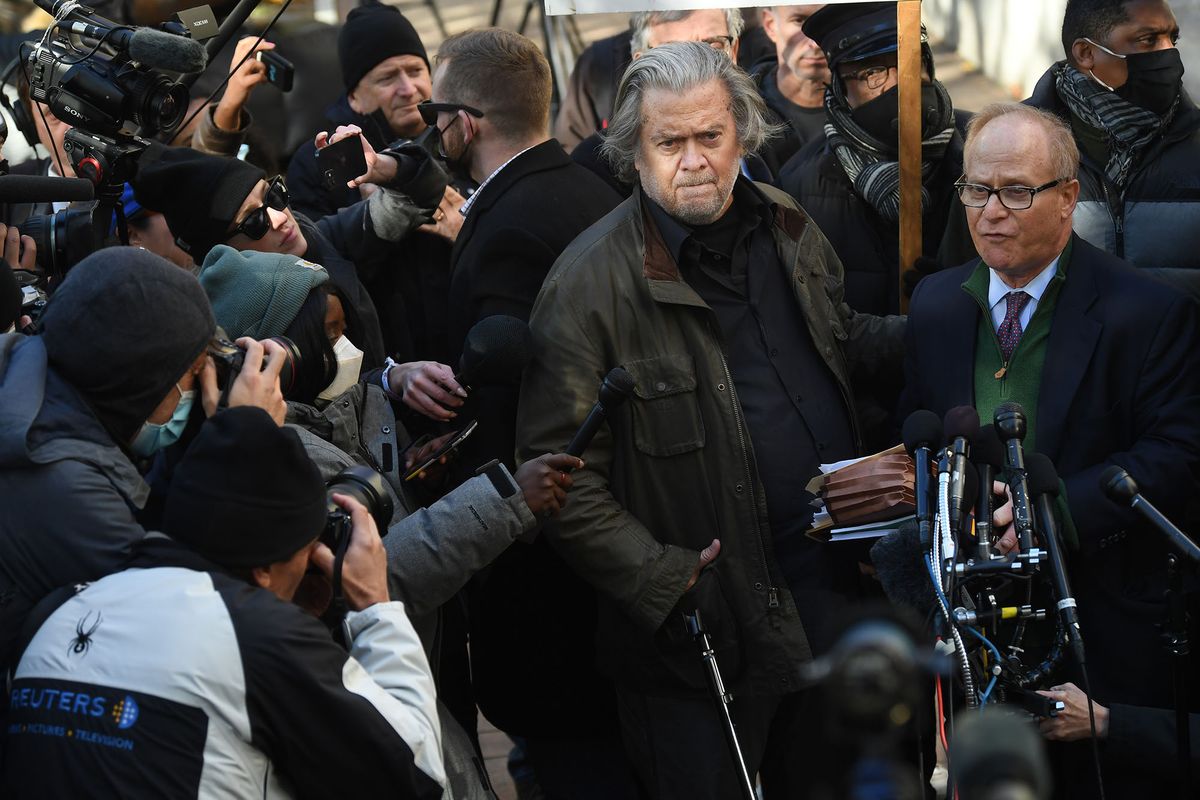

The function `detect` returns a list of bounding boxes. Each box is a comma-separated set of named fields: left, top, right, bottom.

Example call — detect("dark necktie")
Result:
left=997, top=290, right=1032, bottom=363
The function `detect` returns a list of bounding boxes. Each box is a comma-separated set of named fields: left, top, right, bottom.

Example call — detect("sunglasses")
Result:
left=228, top=176, right=289, bottom=241
left=417, top=100, right=485, bottom=127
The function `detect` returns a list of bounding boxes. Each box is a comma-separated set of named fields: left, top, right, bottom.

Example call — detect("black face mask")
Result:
left=850, top=83, right=948, bottom=144
left=1114, top=47, right=1185, bottom=116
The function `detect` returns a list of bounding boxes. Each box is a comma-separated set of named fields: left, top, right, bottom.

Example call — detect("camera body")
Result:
left=207, top=330, right=302, bottom=397
left=322, top=465, right=393, bottom=553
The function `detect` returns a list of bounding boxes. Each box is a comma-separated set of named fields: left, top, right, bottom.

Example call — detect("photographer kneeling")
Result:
left=3, top=407, right=445, bottom=798
left=0, top=248, right=285, bottom=675
left=198, top=246, right=578, bottom=622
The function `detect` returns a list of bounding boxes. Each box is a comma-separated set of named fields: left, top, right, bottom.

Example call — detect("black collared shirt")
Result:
left=644, top=179, right=856, bottom=543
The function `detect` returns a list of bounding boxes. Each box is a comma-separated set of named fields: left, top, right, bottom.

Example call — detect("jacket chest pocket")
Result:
left=625, top=354, right=705, bottom=457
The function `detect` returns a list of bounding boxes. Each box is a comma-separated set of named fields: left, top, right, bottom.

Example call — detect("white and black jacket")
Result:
left=2, top=536, right=446, bottom=799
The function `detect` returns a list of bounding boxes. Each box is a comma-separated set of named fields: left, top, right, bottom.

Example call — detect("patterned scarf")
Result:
left=824, top=81, right=955, bottom=223
left=1053, top=62, right=1176, bottom=188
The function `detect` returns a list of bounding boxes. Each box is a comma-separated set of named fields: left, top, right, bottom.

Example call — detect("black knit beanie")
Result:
left=339, top=3, right=429, bottom=92
left=39, top=247, right=215, bottom=444
left=132, top=144, right=265, bottom=260
left=164, top=406, right=328, bottom=568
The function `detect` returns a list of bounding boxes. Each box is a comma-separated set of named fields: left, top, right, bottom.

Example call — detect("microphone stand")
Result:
left=1165, top=553, right=1193, bottom=799
left=683, top=609, right=757, bottom=800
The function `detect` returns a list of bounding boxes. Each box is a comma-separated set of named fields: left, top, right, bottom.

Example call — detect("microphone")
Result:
left=994, top=402, right=1037, bottom=557
left=870, top=521, right=936, bottom=617
left=944, top=405, right=980, bottom=538
left=951, top=709, right=1051, bottom=800
left=902, top=409, right=942, bottom=551
left=56, top=16, right=208, bottom=74
left=973, top=424, right=1005, bottom=560
left=1100, top=466, right=1200, bottom=565
left=0, top=175, right=95, bottom=203
left=454, top=315, right=533, bottom=392
left=1027, top=453, right=1086, bottom=666
left=565, top=367, right=635, bottom=458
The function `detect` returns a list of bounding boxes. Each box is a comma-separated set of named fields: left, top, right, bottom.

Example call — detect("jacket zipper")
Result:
left=712, top=329, right=780, bottom=609
left=1101, top=180, right=1125, bottom=257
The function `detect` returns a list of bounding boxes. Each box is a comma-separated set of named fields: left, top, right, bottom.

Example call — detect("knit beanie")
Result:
left=39, top=247, right=215, bottom=443
left=164, top=406, right=327, bottom=567
left=199, top=245, right=329, bottom=340
left=339, top=3, right=429, bottom=92
left=132, top=144, right=265, bottom=260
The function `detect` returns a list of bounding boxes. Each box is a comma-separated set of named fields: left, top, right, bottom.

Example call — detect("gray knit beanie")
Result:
left=198, top=245, right=329, bottom=340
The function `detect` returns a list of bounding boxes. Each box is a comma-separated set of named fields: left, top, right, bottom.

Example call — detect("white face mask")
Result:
left=317, top=335, right=364, bottom=402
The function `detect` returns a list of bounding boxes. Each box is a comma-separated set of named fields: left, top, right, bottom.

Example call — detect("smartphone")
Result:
left=256, top=50, right=294, bottom=92
left=317, top=133, right=368, bottom=192
left=404, top=420, right=479, bottom=481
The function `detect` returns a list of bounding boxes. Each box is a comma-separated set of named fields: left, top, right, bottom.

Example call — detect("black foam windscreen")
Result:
left=973, top=424, right=1005, bottom=469
left=0, top=175, right=95, bottom=203
left=1025, top=453, right=1060, bottom=497
left=902, top=409, right=942, bottom=455
left=869, top=519, right=935, bottom=617
left=129, top=27, right=208, bottom=73
left=951, top=709, right=1051, bottom=800
left=944, top=405, right=980, bottom=443
left=456, top=315, right=533, bottom=389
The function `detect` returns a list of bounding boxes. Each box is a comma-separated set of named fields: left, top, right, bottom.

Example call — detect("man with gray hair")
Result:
left=518, top=41, right=903, bottom=797
left=900, top=101, right=1200, bottom=799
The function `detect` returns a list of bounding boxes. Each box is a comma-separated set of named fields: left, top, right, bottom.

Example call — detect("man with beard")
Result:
left=517, top=41, right=903, bottom=798
left=751, top=5, right=831, bottom=177
left=1028, top=0, right=1200, bottom=302
left=779, top=2, right=975, bottom=317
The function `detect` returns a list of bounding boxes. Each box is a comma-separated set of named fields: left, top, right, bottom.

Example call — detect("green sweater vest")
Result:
left=963, top=238, right=1072, bottom=452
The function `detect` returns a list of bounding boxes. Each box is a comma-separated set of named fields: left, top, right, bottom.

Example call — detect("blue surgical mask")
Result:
left=131, top=385, right=195, bottom=457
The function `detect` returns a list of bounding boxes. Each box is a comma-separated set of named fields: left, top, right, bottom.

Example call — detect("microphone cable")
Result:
left=1080, top=663, right=1107, bottom=800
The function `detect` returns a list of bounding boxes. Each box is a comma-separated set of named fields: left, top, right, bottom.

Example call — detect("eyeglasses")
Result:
left=839, top=64, right=897, bottom=91
left=228, top=176, right=289, bottom=241
left=700, top=35, right=735, bottom=51
left=954, top=178, right=1068, bottom=210
left=417, top=100, right=485, bottom=127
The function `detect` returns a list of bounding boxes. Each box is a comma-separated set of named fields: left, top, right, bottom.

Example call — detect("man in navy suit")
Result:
left=901, top=101, right=1199, bottom=799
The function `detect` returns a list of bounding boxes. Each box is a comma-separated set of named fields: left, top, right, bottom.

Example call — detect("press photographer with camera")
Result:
left=133, top=140, right=448, bottom=374
left=0, top=247, right=286, bottom=675
left=198, top=245, right=580, bottom=624
left=3, top=406, right=446, bottom=798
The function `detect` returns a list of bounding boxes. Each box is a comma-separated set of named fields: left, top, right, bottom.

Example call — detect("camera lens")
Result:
left=18, top=209, right=97, bottom=281
left=324, top=465, right=393, bottom=542
left=267, top=335, right=302, bottom=396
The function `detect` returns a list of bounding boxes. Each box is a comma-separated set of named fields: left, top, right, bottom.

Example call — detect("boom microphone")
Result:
left=60, top=22, right=209, bottom=74
left=566, top=367, right=635, bottom=458
left=1100, top=466, right=1200, bottom=564
left=944, top=405, right=980, bottom=537
left=0, top=175, right=95, bottom=203
left=902, top=409, right=942, bottom=550
left=454, top=315, right=533, bottom=392
left=1027, top=453, right=1086, bottom=665
left=994, top=402, right=1036, bottom=556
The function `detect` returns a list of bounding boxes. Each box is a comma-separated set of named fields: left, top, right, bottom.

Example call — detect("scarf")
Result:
left=824, top=81, right=955, bottom=223
left=1053, top=62, right=1175, bottom=188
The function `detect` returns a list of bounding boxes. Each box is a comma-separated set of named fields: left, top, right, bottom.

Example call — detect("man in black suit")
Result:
left=901, top=101, right=1200, bottom=799
left=425, top=27, right=632, bottom=799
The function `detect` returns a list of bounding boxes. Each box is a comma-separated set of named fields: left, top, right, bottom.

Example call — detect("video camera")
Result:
left=2, top=0, right=208, bottom=279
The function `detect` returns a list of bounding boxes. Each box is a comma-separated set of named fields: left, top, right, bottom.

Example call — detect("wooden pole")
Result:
left=897, top=0, right=922, bottom=314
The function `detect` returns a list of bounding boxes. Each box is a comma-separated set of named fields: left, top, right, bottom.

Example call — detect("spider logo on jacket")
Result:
left=68, top=610, right=102, bottom=657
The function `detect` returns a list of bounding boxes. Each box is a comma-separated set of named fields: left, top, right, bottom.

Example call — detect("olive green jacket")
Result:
left=515, top=181, right=905, bottom=693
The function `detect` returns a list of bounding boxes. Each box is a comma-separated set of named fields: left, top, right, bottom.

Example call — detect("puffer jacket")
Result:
left=515, top=182, right=904, bottom=695
left=1028, top=63, right=1200, bottom=301
left=0, top=334, right=149, bottom=675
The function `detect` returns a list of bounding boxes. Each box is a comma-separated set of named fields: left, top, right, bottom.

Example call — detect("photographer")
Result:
left=3, top=407, right=446, bottom=798
left=198, top=245, right=579, bottom=624
left=133, top=142, right=447, bottom=372
left=0, top=247, right=285, bottom=675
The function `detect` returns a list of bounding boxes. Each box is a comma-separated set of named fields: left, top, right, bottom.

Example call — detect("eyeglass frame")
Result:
left=839, top=64, right=898, bottom=91
left=417, top=100, right=485, bottom=128
left=227, top=176, right=289, bottom=241
left=953, top=177, right=1069, bottom=211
